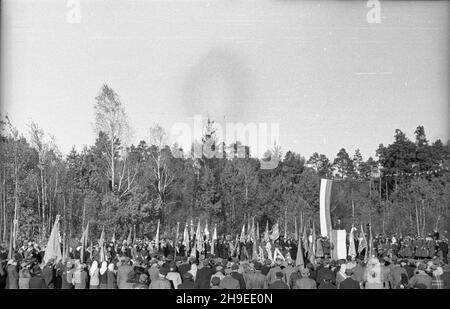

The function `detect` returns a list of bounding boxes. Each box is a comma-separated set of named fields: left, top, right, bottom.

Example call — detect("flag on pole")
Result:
left=183, top=222, right=189, bottom=255
left=196, top=220, right=203, bottom=253
left=43, top=215, right=63, bottom=264
left=211, top=224, right=217, bottom=256
left=8, top=220, right=13, bottom=260
left=240, top=224, right=246, bottom=243
left=155, top=220, right=160, bottom=250
left=319, top=179, right=333, bottom=237
left=263, top=221, right=269, bottom=243
left=246, top=216, right=252, bottom=241
left=270, top=221, right=280, bottom=241
left=348, top=225, right=357, bottom=259
left=234, top=234, right=240, bottom=257
left=99, top=227, right=106, bottom=262
left=358, top=224, right=367, bottom=257
left=133, top=224, right=136, bottom=244
left=190, top=223, right=197, bottom=258
left=294, top=217, right=298, bottom=241
left=111, top=232, right=116, bottom=244
left=80, top=221, right=89, bottom=262
left=204, top=221, right=210, bottom=241
left=89, top=240, right=93, bottom=258
left=175, top=222, right=180, bottom=256
left=302, top=223, right=309, bottom=257
left=284, top=207, right=288, bottom=239
left=256, top=221, right=260, bottom=242
left=190, top=219, right=194, bottom=240
left=252, top=218, right=258, bottom=260
left=126, top=228, right=132, bottom=245
left=295, top=227, right=304, bottom=267
left=308, top=221, right=316, bottom=264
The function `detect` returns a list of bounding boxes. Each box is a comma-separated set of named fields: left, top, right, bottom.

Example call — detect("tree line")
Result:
left=1, top=84, right=449, bottom=245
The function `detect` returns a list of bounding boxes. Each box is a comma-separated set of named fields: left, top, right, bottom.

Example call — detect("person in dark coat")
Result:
left=230, top=264, right=246, bottom=289
left=317, top=271, right=336, bottom=289
left=29, top=266, right=48, bottom=289
left=61, top=260, right=74, bottom=289
left=261, top=260, right=271, bottom=276
left=316, top=262, right=336, bottom=286
left=107, top=263, right=118, bottom=289
left=42, top=260, right=54, bottom=288
left=195, top=260, right=214, bottom=289
left=178, top=258, right=192, bottom=280
left=178, top=272, right=196, bottom=289
left=339, top=269, right=360, bottom=289
left=268, top=272, right=289, bottom=289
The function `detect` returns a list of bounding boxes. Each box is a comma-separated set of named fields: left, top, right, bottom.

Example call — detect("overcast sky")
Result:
left=1, top=0, right=449, bottom=160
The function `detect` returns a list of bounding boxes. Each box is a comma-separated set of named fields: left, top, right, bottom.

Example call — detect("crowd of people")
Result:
left=0, top=229, right=449, bottom=289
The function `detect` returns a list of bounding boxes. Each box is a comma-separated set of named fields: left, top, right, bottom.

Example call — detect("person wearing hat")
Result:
left=390, top=259, right=409, bottom=289
left=194, top=259, right=214, bottom=289
left=316, top=260, right=335, bottom=288
left=261, top=259, right=271, bottom=276
left=245, top=262, right=268, bottom=289
left=282, top=259, right=295, bottom=287
left=177, top=257, right=191, bottom=279
left=293, top=267, right=316, bottom=289
left=117, top=257, right=133, bottom=289
left=335, top=263, right=347, bottom=288
left=210, top=265, right=225, bottom=286
left=133, top=273, right=149, bottom=289
left=363, top=257, right=384, bottom=289
left=148, top=258, right=161, bottom=282
left=317, top=270, right=336, bottom=289
left=18, top=262, right=31, bottom=289
left=178, top=271, right=196, bottom=289
left=268, top=271, right=289, bottom=289
left=431, top=265, right=444, bottom=289
left=29, top=265, right=47, bottom=289
left=6, top=259, right=19, bottom=289
left=288, top=265, right=303, bottom=289
left=230, top=263, right=246, bottom=289
left=149, top=266, right=172, bottom=289
left=210, top=276, right=221, bottom=289
left=166, top=262, right=182, bottom=289
left=408, top=262, right=432, bottom=289
left=338, top=268, right=360, bottom=289
left=266, top=258, right=283, bottom=285
left=219, top=268, right=240, bottom=289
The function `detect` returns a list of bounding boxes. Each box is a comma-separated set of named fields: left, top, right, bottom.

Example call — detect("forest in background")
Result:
left=1, top=84, right=449, bottom=245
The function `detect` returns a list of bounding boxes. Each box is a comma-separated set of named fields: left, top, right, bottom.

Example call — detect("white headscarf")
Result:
left=189, top=263, right=198, bottom=280
left=99, top=261, right=108, bottom=275
left=339, top=263, right=347, bottom=278
left=108, top=263, right=115, bottom=272
left=89, top=261, right=98, bottom=276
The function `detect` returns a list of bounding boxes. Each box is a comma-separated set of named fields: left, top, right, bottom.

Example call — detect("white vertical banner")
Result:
left=332, top=229, right=347, bottom=260
left=319, top=179, right=333, bottom=237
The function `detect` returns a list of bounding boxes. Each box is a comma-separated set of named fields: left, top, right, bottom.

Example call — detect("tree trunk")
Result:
left=111, top=138, right=115, bottom=192
left=415, top=202, right=420, bottom=236
left=421, top=200, right=426, bottom=236
left=35, top=179, right=41, bottom=237
left=82, top=197, right=86, bottom=235
left=3, top=169, right=7, bottom=243
left=40, top=167, right=45, bottom=239
left=13, top=160, right=19, bottom=249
